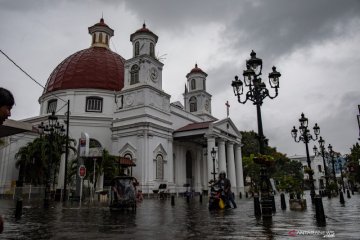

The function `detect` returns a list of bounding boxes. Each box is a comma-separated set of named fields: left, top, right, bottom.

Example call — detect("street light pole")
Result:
left=211, top=148, right=217, bottom=182
left=63, top=100, right=70, bottom=202
left=39, top=111, right=65, bottom=208
left=313, top=136, right=330, bottom=198
left=328, top=144, right=338, bottom=193
left=291, top=113, right=320, bottom=202
left=232, top=50, right=281, bottom=219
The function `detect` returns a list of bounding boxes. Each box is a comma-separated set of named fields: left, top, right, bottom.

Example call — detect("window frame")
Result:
left=130, top=64, right=140, bottom=85
left=86, top=96, right=103, bottom=113
left=47, top=99, right=57, bottom=114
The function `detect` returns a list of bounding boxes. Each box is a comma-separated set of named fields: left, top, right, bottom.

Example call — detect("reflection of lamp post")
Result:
left=232, top=50, right=280, bottom=219
left=39, top=111, right=65, bottom=208
left=327, top=144, right=338, bottom=193
left=313, top=136, right=330, bottom=198
left=291, top=113, right=320, bottom=202
left=211, top=148, right=217, bottom=181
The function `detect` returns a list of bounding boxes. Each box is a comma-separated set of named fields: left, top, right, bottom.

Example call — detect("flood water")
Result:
left=1, top=191, right=359, bottom=239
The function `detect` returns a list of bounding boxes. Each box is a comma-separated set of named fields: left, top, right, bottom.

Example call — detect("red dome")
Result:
left=43, top=47, right=125, bottom=94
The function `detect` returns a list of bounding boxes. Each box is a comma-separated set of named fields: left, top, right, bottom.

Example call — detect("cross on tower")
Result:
left=225, top=101, right=230, bottom=118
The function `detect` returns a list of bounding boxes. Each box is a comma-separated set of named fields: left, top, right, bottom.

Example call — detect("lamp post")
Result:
left=211, top=148, right=217, bottom=182
left=39, top=111, right=65, bottom=208
left=313, top=136, right=330, bottom=198
left=232, top=50, right=281, bottom=219
left=291, top=113, right=320, bottom=202
left=327, top=144, right=338, bottom=194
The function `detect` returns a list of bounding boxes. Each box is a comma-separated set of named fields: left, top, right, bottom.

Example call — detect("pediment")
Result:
left=213, top=118, right=241, bottom=137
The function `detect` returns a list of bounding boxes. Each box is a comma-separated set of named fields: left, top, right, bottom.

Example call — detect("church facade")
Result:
left=0, top=19, right=244, bottom=195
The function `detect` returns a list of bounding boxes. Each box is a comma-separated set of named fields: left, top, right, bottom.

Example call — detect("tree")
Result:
left=347, top=142, right=360, bottom=186
left=240, top=130, right=304, bottom=193
left=15, top=134, right=76, bottom=186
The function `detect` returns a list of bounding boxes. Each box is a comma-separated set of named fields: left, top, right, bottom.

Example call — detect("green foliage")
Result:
left=15, top=134, right=76, bottom=185
left=347, top=142, right=360, bottom=184
left=241, top=130, right=304, bottom=193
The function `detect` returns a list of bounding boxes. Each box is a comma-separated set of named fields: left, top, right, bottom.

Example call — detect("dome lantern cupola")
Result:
left=88, top=18, right=114, bottom=49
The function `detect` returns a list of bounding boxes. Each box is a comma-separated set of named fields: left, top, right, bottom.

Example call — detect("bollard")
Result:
left=351, top=189, right=354, bottom=195
left=171, top=195, right=175, bottom=206
left=254, top=196, right=261, bottom=217
left=245, top=192, right=248, bottom=198
left=239, top=192, right=242, bottom=199
left=199, top=194, right=203, bottom=203
left=280, top=193, right=286, bottom=210
left=314, top=196, right=326, bottom=226
left=347, top=190, right=351, bottom=199
left=186, top=195, right=190, bottom=203
left=15, top=199, right=23, bottom=219
left=271, top=195, right=276, bottom=213
left=339, top=191, right=345, bottom=205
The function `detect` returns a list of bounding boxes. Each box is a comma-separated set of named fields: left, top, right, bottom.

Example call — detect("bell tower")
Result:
left=123, top=23, right=163, bottom=90
left=183, top=64, right=213, bottom=120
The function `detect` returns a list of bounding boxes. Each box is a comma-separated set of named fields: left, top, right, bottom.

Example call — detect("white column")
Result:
left=167, top=138, right=174, bottom=183
left=235, top=144, right=244, bottom=195
left=218, top=139, right=226, bottom=174
left=207, top=137, right=216, bottom=186
left=195, top=148, right=202, bottom=192
left=226, top=142, right=236, bottom=192
left=96, top=174, right=104, bottom=191
left=57, top=154, right=66, bottom=189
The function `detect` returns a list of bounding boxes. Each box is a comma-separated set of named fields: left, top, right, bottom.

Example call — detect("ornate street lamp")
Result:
left=327, top=144, right=338, bottom=194
left=313, top=136, right=331, bottom=198
left=291, top=113, right=320, bottom=202
left=232, top=50, right=280, bottom=219
left=211, top=148, right=217, bottom=182
left=39, top=111, right=65, bottom=208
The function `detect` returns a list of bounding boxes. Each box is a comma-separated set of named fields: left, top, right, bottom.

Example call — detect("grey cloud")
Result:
left=223, top=0, right=360, bottom=62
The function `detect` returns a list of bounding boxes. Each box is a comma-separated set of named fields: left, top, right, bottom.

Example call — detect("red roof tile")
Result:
left=175, top=121, right=213, bottom=132
left=43, top=47, right=125, bottom=94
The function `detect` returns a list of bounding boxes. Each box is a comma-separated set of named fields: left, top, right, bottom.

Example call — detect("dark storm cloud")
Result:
left=224, top=0, right=360, bottom=62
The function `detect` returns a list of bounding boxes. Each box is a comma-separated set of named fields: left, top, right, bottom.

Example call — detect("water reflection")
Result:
left=1, top=192, right=360, bottom=239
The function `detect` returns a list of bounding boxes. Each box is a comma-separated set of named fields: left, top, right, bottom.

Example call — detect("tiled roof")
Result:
left=175, top=121, right=213, bottom=132
left=43, top=47, right=125, bottom=94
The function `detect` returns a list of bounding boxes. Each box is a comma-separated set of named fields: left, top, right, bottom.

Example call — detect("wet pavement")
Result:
left=1, top=191, right=359, bottom=239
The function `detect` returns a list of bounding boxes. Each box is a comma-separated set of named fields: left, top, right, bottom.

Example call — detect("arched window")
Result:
left=124, top=153, right=132, bottom=160
left=86, top=97, right=103, bottom=112
left=99, top=33, right=103, bottom=43
left=130, top=64, right=140, bottom=85
left=47, top=99, right=57, bottom=113
left=92, top=34, right=96, bottom=44
left=150, top=43, right=154, bottom=57
left=89, top=138, right=102, bottom=148
left=105, top=35, right=109, bottom=45
left=191, top=79, right=196, bottom=90
left=156, top=154, right=164, bottom=180
left=135, top=42, right=140, bottom=56
left=189, top=96, right=197, bottom=112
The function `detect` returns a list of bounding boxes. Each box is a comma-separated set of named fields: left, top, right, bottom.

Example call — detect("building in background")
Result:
left=0, top=19, right=244, bottom=196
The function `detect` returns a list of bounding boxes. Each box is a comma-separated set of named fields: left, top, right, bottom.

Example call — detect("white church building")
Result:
left=0, top=19, right=244, bottom=195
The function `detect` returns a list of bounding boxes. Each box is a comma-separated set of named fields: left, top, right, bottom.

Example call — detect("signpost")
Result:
left=79, top=165, right=86, bottom=207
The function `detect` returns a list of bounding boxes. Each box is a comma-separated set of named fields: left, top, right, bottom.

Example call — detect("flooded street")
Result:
left=1, top=191, right=359, bottom=239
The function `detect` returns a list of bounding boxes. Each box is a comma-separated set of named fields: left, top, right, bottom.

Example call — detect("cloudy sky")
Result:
left=1, top=0, right=359, bottom=156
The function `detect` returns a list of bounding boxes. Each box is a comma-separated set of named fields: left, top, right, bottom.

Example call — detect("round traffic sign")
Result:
left=79, top=165, right=86, bottom=178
